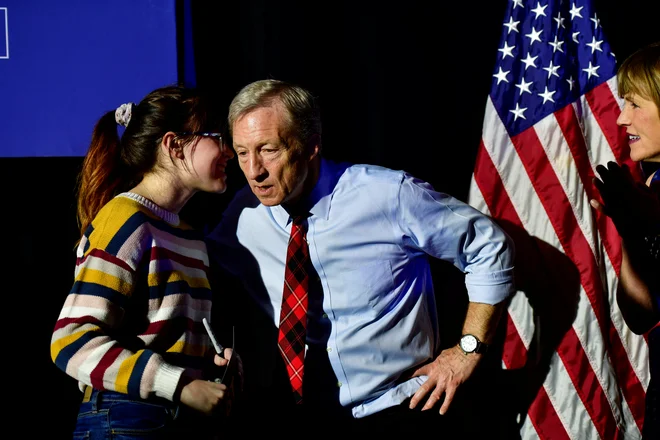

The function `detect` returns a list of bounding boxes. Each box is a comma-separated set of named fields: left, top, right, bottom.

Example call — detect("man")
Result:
left=206, top=79, right=516, bottom=434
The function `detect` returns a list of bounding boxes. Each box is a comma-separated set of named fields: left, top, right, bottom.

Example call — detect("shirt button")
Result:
left=336, top=382, right=342, bottom=388
left=322, top=313, right=328, bottom=319
left=326, top=347, right=332, bottom=352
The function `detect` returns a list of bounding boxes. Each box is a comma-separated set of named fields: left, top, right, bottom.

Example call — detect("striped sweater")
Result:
left=51, top=192, right=215, bottom=402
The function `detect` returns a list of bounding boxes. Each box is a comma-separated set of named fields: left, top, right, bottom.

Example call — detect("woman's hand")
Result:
left=178, top=376, right=228, bottom=416
left=591, top=161, right=660, bottom=238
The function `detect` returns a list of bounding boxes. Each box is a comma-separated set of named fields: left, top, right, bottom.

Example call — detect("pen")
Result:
left=202, top=317, right=224, bottom=357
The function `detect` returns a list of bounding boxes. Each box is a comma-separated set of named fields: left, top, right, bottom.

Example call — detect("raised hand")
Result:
left=591, top=161, right=660, bottom=238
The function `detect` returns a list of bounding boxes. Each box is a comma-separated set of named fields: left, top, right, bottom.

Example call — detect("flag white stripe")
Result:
left=536, top=106, right=641, bottom=435
left=545, top=349, right=601, bottom=440
left=583, top=83, right=620, bottom=170
left=479, top=98, right=601, bottom=438
left=471, top=0, right=648, bottom=437
left=520, top=418, right=541, bottom=440
left=533, top=112, right=597, bottom=256
left=475, top=95, right=647, bottom=437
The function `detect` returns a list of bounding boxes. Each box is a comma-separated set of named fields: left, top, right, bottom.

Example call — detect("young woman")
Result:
left=50, top=85, right=236, bottom=439
left=591, top=41, right=660, bottom=439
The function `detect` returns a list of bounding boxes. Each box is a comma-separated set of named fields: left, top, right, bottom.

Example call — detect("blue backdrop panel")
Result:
left=0, top=0, right=179, bottom=157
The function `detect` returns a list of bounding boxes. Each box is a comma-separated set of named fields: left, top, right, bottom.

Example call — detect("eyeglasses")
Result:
left=175, top=132, right=224, bottom=150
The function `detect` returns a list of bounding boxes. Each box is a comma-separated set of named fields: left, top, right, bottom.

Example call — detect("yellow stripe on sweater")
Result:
left=114, top=352, right=143, bottom=394
left=147, top=272, right=211, bottom=289
left=75, top=267, right=133, bottom=296
left=87, top=200, right=148, bottom=250
left=50, top=328, right=95, bottom=359
left=166, top=340, right=208, bottom=357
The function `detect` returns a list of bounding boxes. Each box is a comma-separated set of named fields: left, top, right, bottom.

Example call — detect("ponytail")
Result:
left=75, top=111, right=126, bottom=239
left=74, top=84, right=219, bottom=243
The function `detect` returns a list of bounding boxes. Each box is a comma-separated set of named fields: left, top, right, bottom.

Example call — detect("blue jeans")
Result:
left=72, top=388, right=219, bottom=439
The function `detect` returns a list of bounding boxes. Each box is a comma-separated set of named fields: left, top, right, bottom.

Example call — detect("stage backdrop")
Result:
left=0, top=0, right=193, bottom=158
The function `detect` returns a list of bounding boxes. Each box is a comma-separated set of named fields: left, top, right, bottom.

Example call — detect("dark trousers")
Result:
left=226, top=343, right=481, bottom=437
left=346, top=399, right=459, bottom=436
left=227, top=399, right=458, bottom=437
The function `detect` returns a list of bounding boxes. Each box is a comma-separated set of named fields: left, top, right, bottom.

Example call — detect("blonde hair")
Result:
left=617, top=41, right=660, bottom=110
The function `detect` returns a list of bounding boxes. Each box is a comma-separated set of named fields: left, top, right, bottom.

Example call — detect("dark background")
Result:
left=4, top=1, right=656, bottom=437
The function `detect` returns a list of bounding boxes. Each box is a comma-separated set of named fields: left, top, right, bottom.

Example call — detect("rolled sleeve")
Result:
left=465, top=267, right=516, bottom=304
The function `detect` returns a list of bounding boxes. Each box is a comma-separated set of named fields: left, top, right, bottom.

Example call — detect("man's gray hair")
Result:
left=228, top=79, right=322, bottom=151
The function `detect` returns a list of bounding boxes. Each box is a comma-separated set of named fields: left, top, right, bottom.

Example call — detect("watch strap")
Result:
left=475, top=339, right=489, bottom=354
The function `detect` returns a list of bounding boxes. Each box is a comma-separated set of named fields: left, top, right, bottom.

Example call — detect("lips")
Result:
left=253, top=185, right=272, bottom=195
left=215, top=159, right=228, bottom=173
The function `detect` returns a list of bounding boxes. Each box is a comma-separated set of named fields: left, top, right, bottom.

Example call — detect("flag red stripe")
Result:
left=472, top=140, right=519, bottom=223
left=554, top=104, right=622, bottom=275
left=583, top=84, right=647, bottom=430
left=513, top=125, right=603, bottom=331
left=473, top=139, right=569, bottom=436
left=529, top=387, right=572, bottom=440
left=511, top=126, right=619, bottom=438
left=556, top=103, right=646, bottom=431
left=611, top=334, right=647, bottom=432
left=586, top=83, right=626, bottom=160
left=584, top=82, right=633, bottom=274
left=472, top=2, right=646, bottom=437
left=502, top=313, right=528, bottom=370
left=473, top=142, right=529, bottom=371
left=585, top=82, right=640, bottom=178
left=562, top=328, right=622, bottom=438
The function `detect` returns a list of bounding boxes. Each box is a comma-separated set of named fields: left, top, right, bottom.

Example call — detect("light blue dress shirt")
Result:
left=206, top=158, right=515, bottom=418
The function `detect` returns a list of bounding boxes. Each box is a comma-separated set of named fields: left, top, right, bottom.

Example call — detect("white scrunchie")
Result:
left=115, top=102, right=134, bottom=127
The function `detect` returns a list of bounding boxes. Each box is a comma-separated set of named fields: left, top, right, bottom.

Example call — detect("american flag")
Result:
left=467, top=0, right=649, bottom=438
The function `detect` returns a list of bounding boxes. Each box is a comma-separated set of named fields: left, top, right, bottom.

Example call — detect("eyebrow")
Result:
left=234, top=138, right=284, bottom=149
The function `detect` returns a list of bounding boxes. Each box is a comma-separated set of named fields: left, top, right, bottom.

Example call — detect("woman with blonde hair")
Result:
left=591, top=41, right=660, bottom=439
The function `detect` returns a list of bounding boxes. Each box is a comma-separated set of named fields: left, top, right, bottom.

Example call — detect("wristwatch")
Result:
left=459, top=334, right=489, bottom=354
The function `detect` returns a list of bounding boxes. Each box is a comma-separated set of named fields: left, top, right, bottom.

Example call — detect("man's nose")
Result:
left=245, top=155, right=266, bottom=180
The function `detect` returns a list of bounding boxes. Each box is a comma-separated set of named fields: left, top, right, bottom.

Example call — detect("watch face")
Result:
left=460, top=335, right=478, bottom=352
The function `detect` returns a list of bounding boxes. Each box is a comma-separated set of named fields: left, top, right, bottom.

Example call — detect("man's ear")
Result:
left=307, top=134, right=321, bottom=161
left=162, top=132, right=185, bottom=159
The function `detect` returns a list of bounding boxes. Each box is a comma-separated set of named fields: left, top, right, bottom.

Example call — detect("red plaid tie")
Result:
left=278, top=216, right=309, bottom=405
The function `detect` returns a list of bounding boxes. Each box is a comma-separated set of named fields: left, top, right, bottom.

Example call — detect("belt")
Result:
left=82, top=385, right=93, bottom=403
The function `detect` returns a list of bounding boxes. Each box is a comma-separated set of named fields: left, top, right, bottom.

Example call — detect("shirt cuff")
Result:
left=465, top=267, right=516, bottom=304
